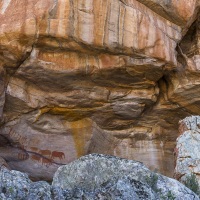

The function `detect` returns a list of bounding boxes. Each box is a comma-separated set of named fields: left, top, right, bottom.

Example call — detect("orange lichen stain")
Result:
left=34, top=107, right=51, bottom=122
left=51, top=107, right=97, bottom=121
left=33, top=107, right=93, bottom=157
left=34, top=106, right=99, bottom=122
left=69, top=118, right=93, bottom=158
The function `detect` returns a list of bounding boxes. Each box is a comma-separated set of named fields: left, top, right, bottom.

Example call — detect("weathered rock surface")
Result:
left=136, top=0, right=199, bottom=28
left=174, top=116, right=200, bottom=185
left=0, top=167, right=51, bottom=200
left=52, top=154, right=200, bottom=200
left=0, top=0, right=200, bottom=180
left=0, top=154, right=199, bottom=200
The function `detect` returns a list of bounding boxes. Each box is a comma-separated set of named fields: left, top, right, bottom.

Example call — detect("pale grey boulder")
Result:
left=0, top=167, right=52, bottom=200
left=27, top=181, right=52, bottom=200
left=179, top=116, right=200, bottom=132
left=52, top=154, right=199, bottom=200
left=0, top=168, right=31, bottom=199
left=175, top=116, right=200, bottom=185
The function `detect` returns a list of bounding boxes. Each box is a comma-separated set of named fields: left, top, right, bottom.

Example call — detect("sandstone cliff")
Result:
left=0, top=0, right=200, bottom=180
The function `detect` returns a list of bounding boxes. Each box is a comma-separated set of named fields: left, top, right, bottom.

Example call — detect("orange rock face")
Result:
left=136, top=0, right=198, bottom=27
left=0, top=0, right=199, bottom=180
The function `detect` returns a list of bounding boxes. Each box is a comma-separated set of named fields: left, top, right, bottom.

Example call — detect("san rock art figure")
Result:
left=42, top=157, right=53, bottom=167
left=31, top=154, right=41, bottom=162
left=51, top=151, right=65, bottom=161
left=39, top=149, right=51, bottom=158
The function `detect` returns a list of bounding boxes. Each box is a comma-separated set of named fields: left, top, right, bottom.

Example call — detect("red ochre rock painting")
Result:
left=41, top=157, right=54, bottom=167
left=51, top=151, right=65, bottom=160
left=39, top=149, right=51, bottom=158
left=6, top=129, right=66, bottom=167
left=29, top=147, right=66, bottom=167
left=17, top=151, right=29, bottom=160
left=8, top=129, right=28, bottom=148
left=31, top=154, right=41, bottom=162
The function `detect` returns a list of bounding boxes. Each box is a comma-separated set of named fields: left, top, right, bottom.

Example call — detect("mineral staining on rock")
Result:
left=134, top=0, right=198, bottom=28
left=0, top=0, right=200, bottom=180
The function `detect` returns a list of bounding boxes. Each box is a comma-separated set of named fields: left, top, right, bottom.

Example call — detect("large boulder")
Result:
left=174, top=116, right=200, bottom=185
left=52, top=154, right=199, bottom=200
left=0, top=167, right=52, bottom=200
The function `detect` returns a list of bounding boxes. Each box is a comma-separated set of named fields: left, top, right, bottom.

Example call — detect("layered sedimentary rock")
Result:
left=0, top=0, right=199, bottom=180
left=135, top=0, right=199, bottom=28
left=174, top=116, right=200, bottom=184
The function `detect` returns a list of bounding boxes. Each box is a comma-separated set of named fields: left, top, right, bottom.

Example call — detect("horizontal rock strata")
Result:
left=0, top=0, right=199, bottom=180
